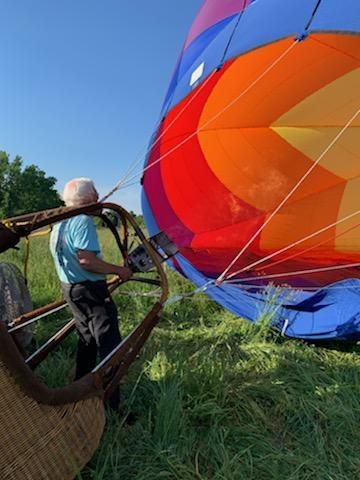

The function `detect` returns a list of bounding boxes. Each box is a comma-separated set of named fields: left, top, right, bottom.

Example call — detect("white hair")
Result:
left=63, top=178, right=98, bottom=207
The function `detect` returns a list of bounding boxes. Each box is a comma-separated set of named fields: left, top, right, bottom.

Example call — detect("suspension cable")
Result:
left=103, top=36, right=359, bottom=305
left=109, top=40, right=299, bottom=192
left=223, top=262, right=360, bottom=285
left=256, top=222, right=360, bottom=273
left=101, top=71, right=217, bottom=202
left=225, top=209, right=360, bottom=279
left=230, top=282, right=360, bottom=292
left=217, top=106, right=360, bottom=283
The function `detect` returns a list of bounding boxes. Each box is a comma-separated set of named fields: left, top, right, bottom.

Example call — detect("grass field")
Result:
left=1, top=229, right=360, bottom=480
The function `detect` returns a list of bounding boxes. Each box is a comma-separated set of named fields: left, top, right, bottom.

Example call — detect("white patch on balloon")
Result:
left=190, top=62, right=205, bottom=88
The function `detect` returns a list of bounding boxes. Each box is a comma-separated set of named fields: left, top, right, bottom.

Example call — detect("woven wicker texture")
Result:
left=0, top=262, right=33, bottom=348
left=0, top=359, right=105, bottom=480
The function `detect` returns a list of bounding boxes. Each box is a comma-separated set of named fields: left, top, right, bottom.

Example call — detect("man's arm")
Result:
left=77, top=250, right=133, bottom=281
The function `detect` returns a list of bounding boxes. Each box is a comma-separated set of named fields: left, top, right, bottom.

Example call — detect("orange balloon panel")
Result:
left=143, top=0, right=360, bottom=340
left=144, top=30, right=360, bottom=284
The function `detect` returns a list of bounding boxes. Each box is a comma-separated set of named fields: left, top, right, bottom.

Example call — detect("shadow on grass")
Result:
left=23, top=279, right=359, bottom=480
left=79, top=307, right=360, bottom=480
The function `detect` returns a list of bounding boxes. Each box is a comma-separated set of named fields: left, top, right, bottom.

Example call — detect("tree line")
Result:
left=0, top=151, right=63, bottom=218
left=0, top=151, right=144, bottom=224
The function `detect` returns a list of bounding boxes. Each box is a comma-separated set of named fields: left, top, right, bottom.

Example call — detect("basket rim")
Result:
left=0, top=322, right=103, bottom=406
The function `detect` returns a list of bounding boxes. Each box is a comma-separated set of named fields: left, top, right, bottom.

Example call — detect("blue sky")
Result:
left=0, top=1, right=202, bottom=212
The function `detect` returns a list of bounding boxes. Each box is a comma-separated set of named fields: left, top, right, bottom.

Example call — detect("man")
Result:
left=50, top=177, right=132, bottom=410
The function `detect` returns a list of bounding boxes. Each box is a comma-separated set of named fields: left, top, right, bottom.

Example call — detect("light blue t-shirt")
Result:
left=50, top=215, right=105, bottom=284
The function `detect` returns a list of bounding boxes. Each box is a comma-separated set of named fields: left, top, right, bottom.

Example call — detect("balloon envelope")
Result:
left=142, top=0, right=360, bottom=341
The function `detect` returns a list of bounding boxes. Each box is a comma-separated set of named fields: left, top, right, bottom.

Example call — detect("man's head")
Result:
left=63, top=178, right=99, bottom=207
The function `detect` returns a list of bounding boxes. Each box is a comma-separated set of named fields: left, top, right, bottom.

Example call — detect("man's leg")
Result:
left=75, top=336, right=97, bottom=379
left=61, top=283, right=98, bottom=378
left=86, top=281, right=122, bottom=411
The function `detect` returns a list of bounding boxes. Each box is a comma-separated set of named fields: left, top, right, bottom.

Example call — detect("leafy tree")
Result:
left=0, top=151, right=63, bottom=218
left=129, top=211, right=144, bottom=227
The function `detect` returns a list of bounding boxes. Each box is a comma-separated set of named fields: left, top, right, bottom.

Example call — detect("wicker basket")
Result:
left=0, top=322, right=105, bottom=480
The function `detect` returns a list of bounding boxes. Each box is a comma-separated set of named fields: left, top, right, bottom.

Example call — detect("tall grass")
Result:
left=1, top=230, right=359, bottom=479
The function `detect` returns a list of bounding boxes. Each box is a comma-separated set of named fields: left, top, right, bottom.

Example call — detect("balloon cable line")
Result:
left=101, top=0, right=251, bottom=200
left=113, top=39, right=299, bottom=192
left=163, top=283, right=215, bottom=306
left=183, top=214, right=360, bottom=302
left=230, top=283, right=360, bottom=292
left=219, top=0, right=249, bottom=67
left=163, top=256, right=360, bottom=309
left=100, top=71, right=216, bottom=202
left=161, top=219, right=360, bottom=307
left=100, top=131, right=161, bottom=203
left=177, top=283, right=360, bottom=294
left=176, top=111, right=360, bottom=301
left=99, top=33, right=359, bottom=307
left=102, top=1, right=325, bottom=198
left=217, top=106, right=360, bottom=283
left=224, top=209, right=360, bottom=279
left=304, top=0, right=323, bottom=33
left=116, top=30, right=352, bottom=195
left=256, top=222, right=360, bottom=273
left=223, top=261, right=360, bottom=285
left=113, top=40, right=359, bottom=305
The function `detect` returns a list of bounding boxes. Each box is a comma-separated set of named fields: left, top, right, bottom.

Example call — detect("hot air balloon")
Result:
left=142, top=0, right=360, bottom=341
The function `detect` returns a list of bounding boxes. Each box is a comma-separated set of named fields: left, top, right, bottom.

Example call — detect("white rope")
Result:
left=160, top=262, right=360, bottom=309
left=217, top=106, right=360, bottom=283
left=101, top=71, right=217, bottom=202
left=100, top=137, right=159, bottom=202
left=281, top=319, right=289, bottom=337
left=163, top=281, right=214, bottom=306
left=102, top=38, right=358, bottom=307
left=116, top=290, right=161, bottom=298
left=225, top=209, right=360, bottom=279
left=113, top=179, right=142, bottom=191
left=223, top=262, right=360, bottom=285
left=161, top=277, right=360, bottom=309
left=231, top=283, right=360, bottom=292
left=113, top=40, right=299, bottom=190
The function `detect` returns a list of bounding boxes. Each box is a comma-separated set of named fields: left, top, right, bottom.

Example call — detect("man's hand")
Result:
left=78, top=250, right=133, bottom=280
left=116, top=266, right=133, bottom=282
